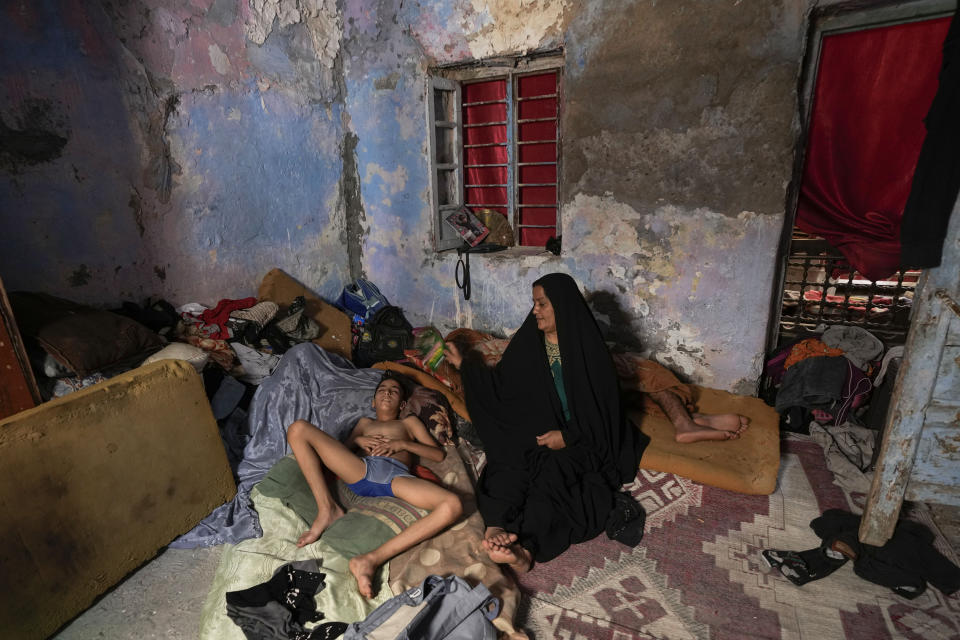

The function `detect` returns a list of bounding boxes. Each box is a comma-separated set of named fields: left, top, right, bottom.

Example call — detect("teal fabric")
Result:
left=256, top=456, right=319, bottom=524
left=548, top=358, right=570, bottom=421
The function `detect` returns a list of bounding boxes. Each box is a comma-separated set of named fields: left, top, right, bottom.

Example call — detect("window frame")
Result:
left=427, top=52, right=564, bottom=252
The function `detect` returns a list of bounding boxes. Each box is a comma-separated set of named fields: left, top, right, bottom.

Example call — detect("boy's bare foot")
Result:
left=296, top=505, right=346, bottom=547
left=349, top=554, right=378, bottom=598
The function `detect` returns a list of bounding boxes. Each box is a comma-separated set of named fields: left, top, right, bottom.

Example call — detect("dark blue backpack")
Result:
left=337, top=279, right=390, bottom=321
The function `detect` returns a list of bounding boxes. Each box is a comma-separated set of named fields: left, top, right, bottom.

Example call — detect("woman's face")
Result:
left=532, top=285, right=557, bottom=334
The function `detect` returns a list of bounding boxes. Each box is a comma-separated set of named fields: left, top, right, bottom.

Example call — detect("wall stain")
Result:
left=129, top=187, right=145, bottom=236
left=374, top=71, right=399, bottom=90
left=0, top=98, right=70, bottom=173
left=153, top=265, right=166, bottom=281
left=68, top=264, right=92, bottom=287
left=342, top=131, right=365, bottom=280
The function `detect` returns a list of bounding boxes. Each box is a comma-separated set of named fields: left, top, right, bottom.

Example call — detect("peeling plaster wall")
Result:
left=347, top=0, right=811, bottom=392
left=0, top=0, right=348, bottom=306
left=3, top=0, right=818, bottom=393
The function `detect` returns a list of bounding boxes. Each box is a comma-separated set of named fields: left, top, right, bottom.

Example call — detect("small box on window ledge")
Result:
left=444, top=207, right=490, bottom=247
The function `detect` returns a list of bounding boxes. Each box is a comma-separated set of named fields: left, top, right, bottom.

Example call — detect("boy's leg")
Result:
left=348, top=476, right=462, bottom=598
left=286, top=419, right=367, bottom=546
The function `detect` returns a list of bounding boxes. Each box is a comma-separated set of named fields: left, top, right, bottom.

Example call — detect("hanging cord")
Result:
left=456, top=246, right=471, bottom=300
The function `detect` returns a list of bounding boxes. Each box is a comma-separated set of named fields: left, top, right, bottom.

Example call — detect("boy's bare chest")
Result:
left=359, top=421, right=407, bottom=439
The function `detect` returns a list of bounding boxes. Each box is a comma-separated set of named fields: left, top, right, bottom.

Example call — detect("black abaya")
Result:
left=459, top=273, right=648, bottom=562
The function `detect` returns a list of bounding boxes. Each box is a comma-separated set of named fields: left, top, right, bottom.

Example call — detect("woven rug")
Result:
left=514, top=435, right=960, bottom=639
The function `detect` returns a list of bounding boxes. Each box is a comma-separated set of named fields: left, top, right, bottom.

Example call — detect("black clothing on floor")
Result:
left=460, top=273, right=648, bottom=562
left=226, top=560, right=343, bottom=640
left=901, top=11, right=960, bottom=269
left=810, top=509, right=960, bottom=598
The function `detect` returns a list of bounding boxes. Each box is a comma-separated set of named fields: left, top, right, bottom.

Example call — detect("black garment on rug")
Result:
left=460, top=273, right=648, bottom=562
left=226, top=560, right=345, bottom=640
left=901, top=11, right=960, bottom=269
left=810, top=509, right=960, bottom=598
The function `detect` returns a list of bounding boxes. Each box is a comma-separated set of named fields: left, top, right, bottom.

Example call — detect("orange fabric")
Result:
left=783, top=338, right=845, bottom=370
left=612, top=353, right=695, bottom=417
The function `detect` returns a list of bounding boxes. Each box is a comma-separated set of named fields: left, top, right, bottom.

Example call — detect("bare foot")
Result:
left=483, top=538, right=532, bottom=572
left=349, top=554, right=379, bottom=598
left=484, top=526, right=515, bottom=547
left=296, top=505, right=345, bottom=547
left=674, top=416, right=743, bottom=444
left=693, top=413, right=749, bottom=434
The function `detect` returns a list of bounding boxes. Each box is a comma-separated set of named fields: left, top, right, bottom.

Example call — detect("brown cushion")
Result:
left=9, top=292, right=164, bottom=377
left=635, top=386, right=781, bottom=495
left=256, top=268, right=352, bottom=361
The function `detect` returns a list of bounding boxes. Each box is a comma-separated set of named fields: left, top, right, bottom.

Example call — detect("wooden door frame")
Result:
left=763, top=0, right=958, bottom=355
left=860, top=195, right=960, bottom=545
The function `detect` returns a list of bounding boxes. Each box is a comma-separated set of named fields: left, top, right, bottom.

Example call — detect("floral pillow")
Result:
left=401, top=385, right=456, bottom=446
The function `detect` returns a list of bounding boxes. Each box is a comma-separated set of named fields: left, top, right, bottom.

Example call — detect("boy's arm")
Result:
left=345, top=418, right=376, bottom=453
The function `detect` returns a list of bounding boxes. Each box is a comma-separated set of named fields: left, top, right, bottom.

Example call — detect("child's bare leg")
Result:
left=348, top=476, right=462, bottom=598
left=286, top=420, right=366, bottom=546
left=648, top=390, right=742, bottom=443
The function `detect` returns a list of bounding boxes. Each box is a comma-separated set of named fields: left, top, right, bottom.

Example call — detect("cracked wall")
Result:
left=0, top=0, right=348, bottom=306
left=347, top=0, right=811, bottom=392
left=2, top=0, right=822, bottom=392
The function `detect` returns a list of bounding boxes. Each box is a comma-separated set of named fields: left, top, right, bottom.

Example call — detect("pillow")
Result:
left=374, top=361, right=469, bottom=420
left=142, top=342, right=209, bottom=373
left=10, top=292, right=165, bottom=377
left=402, top=352, right=462, bottom=394
left=401, top=385, right=456, bottom=445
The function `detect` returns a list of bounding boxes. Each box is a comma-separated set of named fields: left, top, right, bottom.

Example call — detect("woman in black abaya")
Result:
left=445, top=273, right=648, bottom=568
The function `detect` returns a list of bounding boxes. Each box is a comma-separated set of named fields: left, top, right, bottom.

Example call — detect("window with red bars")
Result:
left=461, top=70, right=560, bottom=247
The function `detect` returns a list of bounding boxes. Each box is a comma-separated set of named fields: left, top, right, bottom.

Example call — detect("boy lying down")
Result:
left=286, top=372, right=462, bottom=598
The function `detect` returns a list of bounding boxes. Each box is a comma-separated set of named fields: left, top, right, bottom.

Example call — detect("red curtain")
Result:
left=463, top=79, right=508, bottom=216
left=516, top=72, right=559, bottom=247
left=796, top=17, right=950, bottom=280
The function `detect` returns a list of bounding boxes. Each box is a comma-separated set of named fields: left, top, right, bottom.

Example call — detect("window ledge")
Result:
left=438, top=245, right=557, bottom=260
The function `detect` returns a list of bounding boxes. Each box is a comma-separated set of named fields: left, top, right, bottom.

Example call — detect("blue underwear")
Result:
left=346, top=456, right=414, bottom=498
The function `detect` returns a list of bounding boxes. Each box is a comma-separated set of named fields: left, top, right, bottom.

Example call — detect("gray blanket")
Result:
left=171, top=343, right=381, bottom=548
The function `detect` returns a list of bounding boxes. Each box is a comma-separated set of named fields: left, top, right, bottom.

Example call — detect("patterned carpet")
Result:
left=513, top=435, right=960, bottom=640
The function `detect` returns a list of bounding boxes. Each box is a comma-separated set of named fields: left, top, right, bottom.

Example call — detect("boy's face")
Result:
left=373, top=378, right=405, bottom=416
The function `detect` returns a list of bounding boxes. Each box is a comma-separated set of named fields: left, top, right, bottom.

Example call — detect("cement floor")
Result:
left=53, top=546, right=222, bottom=640
left=52, top=504, right=960, bottom=639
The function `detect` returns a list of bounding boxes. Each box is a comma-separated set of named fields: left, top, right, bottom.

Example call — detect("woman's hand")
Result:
left=536, top=430, right=566, bottom=450
left=444, top=341, right=463, bottom=369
